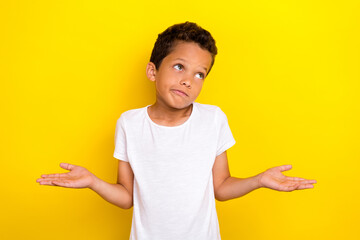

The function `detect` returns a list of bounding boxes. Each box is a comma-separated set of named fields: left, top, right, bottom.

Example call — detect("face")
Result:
left=146, top=41, right=213, bottom=110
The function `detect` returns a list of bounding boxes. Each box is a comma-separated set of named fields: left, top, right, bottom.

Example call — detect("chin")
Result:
left=168, top=101, right=193, bottom=110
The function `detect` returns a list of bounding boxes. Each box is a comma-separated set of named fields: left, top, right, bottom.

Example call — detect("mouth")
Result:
left=171, top=89, right=188, bottom=97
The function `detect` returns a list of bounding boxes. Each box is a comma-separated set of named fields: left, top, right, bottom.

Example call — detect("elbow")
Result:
left=214, top=181, right=230, bottom=202
left=117, top=199, right=133, bottom=209
left=215, top=196, right=226, bottom=202
left=115, top=188, right=133, bottom=209
left=115, top=183, right=133, bottom=209
left=121, top=202, right=133, bottom=209
left=120, top=195, right=133, bottom=209
left=214, top=191, right=229, bottom=202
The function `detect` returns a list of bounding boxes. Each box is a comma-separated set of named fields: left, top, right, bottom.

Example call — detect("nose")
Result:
left=179, top=74, right=191, bottom=89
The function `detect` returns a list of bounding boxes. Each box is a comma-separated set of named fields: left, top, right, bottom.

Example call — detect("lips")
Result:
left=171, top=89, right=188, bottom=97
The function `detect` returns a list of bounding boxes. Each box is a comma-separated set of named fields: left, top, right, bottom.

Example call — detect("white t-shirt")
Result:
left=113, top=102, right=236, bottom=240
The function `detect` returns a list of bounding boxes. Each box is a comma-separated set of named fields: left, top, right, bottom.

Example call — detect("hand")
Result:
left=257, top=165, right=317, bottom=191
left=36, top=163, right=97, bottom=189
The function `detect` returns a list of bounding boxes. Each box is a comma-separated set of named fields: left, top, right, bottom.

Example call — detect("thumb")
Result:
left=59, top=163, right=75, bottom=171
left=278, top=165, right=292, bottom=172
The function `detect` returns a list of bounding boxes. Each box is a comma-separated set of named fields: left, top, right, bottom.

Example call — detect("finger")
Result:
left=278, top=165, right=292, bottom=172
left=37, top=178, right=72, bottom=187
left=289, top=179, right=317, bottom=184
left=37, top=177, right=69, bottom=183
left=299, top=179, right=317, bottom=184
left=286, top=176, right=305, bottom=181
left=296, top=184, right=315, bottom=190
left=282, top=183, right=300, bottom=192
left=37, top=179, right=58, bottom=186
left=40, top=173, right=68, bottom=178
left=59, top=163, right=75, bottom=171
left=52, top=180, right=74, bottom=188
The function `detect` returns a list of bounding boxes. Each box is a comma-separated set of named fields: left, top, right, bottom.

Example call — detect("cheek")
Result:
left=155, top=75, right=168, bottom=88
left=192, top=81, right=204, bottom=94
left=194, top=79, right=204, bottom=88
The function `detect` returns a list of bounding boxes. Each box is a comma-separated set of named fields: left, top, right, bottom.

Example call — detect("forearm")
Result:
left=90, top=177, right=133, bottom=209
left=215, top=174, right=262, bottom=201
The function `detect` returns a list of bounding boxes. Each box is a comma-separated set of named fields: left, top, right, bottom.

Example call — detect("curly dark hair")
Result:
left=150, top=22, right=218, bottom=74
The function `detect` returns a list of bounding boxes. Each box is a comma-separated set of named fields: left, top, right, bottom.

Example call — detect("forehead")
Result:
left=164, top=41, right=213, bottom=69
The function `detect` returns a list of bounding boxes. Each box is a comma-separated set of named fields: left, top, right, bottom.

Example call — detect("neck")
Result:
left=148, top=102, right=193, bottom=126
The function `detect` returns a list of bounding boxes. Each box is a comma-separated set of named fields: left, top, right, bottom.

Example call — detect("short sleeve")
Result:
left=113, top=115, right=129, bottom=162
left=216, top=107, right=236, bottom=156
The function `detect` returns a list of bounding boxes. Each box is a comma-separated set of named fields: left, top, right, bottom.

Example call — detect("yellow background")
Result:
left=1, top=0, right=359, bottom=239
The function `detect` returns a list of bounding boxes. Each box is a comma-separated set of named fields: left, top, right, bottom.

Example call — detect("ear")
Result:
left=146, top=62, right=157, bottom=82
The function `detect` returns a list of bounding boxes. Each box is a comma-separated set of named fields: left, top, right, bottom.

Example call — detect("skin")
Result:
left=36, top=41, right=317, bottom=209
left=146, top=40, right=212, bottom=126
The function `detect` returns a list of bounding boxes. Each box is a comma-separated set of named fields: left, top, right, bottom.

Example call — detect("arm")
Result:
left=212, top=151, right=260, bottom=201
left=212, top=151, right=317, bottom=201
left=91, top=160, right=134, bottom=209
left=36, top=161, right=134, bottom=209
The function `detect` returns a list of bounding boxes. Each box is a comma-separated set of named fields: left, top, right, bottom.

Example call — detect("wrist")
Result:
left=89, top=174, right=101, bottom=191
left=254, top=173, right=264, bottom=189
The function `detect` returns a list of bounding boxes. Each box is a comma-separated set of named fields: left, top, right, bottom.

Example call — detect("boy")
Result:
left=37, top=22, right=316, bottom=240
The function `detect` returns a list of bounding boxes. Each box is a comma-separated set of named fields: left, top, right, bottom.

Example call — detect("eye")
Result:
left=173, top=64, right=184, bottom=71
left=195, top=72, right=205, bottom=80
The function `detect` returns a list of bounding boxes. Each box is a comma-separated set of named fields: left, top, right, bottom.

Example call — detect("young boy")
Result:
left=37, top=22, right=316, bottom=240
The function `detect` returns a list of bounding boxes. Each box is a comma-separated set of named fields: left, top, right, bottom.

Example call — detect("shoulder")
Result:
left=116, top=106, right=147, bottom=125
left=194, top=102, right=220, bottom=113
left=194, top=102, right=227, bottom=118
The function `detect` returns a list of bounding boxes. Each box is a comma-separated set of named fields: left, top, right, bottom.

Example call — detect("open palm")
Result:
left=36, top=163, right=96, bottom=188
left=258, top=165, right=316, bottom=191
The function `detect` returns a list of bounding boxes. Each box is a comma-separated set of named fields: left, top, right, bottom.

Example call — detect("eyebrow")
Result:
left=174, top=58, right=208, bottom=72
